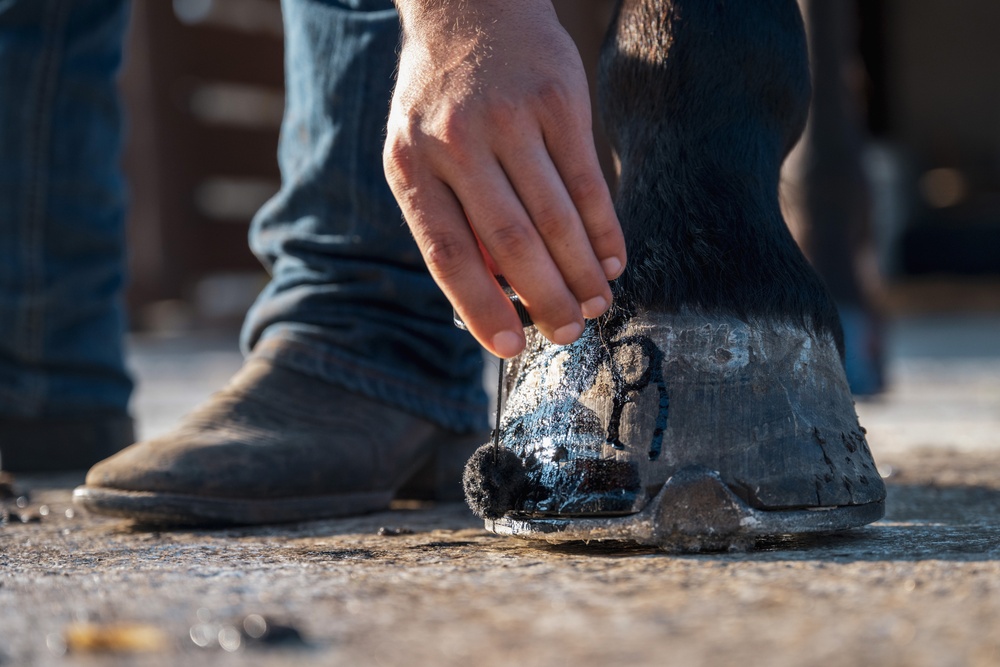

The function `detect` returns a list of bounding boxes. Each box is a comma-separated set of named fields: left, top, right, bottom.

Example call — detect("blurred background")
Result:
left=120, top=0, right=282, bottom=333
left=119, top=0, right=1000, bottom=330
left=118, top=0, right=999, bottom=441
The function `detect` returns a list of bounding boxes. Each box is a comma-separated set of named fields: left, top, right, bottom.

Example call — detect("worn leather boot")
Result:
left=73, top=357, right=484, bottom=525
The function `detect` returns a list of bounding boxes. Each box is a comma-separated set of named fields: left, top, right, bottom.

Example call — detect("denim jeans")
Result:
left=0, top=0, right=487, bottom=433
left=241, top=0, right=487, bottom=434
left=0, top=0, right=132, bottom=419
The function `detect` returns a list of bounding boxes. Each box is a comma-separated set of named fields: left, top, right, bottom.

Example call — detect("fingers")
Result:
left=388, top=169, right=529, bottom=358
left=497, top=127, right=614, bottom=320
left=538, top=94, right=627, bottom=282
left=447, top=158, right=587, bottom=345
left=387, top=103, right=624, bottom=354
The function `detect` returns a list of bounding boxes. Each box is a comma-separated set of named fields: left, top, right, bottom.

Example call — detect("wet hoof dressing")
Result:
left=469, top=311, right=886, bottom=551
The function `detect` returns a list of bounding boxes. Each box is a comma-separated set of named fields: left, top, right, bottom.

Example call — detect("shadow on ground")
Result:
left=69, top=469, right=1000, bottom=565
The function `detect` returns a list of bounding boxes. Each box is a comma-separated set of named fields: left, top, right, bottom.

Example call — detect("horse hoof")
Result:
left=464, top=309, right=886, bottom=548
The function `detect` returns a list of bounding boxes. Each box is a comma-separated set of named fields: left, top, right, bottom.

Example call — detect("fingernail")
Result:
left=601, top=257, right=623, bottom=279
left=552, top=321, right=583, bottom=346
left=492, top=330, right=523, bottom=358
left=581, top=295, right=608, bottom=319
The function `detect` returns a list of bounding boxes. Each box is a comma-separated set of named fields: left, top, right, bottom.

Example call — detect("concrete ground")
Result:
left=1, top=314, right=999, bottom=667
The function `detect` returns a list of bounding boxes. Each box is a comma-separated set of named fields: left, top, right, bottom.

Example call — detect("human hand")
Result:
left=384, top=0, right=626, bottom=358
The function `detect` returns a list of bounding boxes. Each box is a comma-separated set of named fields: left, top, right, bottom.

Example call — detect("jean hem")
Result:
left=250, top=332, right=488, bottom=434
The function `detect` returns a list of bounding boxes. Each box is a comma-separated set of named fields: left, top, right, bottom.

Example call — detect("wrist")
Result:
left=394, top=0, right=556, bottom=35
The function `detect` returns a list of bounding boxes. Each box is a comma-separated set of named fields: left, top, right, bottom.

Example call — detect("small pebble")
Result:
left=63, top=622, right=168, bottom=653
left=189, top=623, right=218, bottom=648
left=46, top=633, right=67, bottom=656
left=243, top=614, right=268, bottom=639
left=218, top=626, right=242, bottom=652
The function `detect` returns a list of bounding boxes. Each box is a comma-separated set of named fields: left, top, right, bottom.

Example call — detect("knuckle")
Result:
left=536, top=80, right=591, bottom=131
left=386, top=105, right=480, bottom=176
left=486, top=222, right=534, bottom=261
left=587, top=220, right=625, bottom=249
left=432, top=128, right=478, bottom=171
left=422, top=232, right=472, bottom=282
left=539, top=299, right=581, bottom=332
left=382, top=138, right=418, bottom=189
left=383, top=112, right=432, bottom=187
left=530, top=203, right=573, bottom=240
left=564, top=171, right=605, bottom=206
left=486, top=97, right=519, bottom=134
left=566, top=266, right=611, bottom=305
left=535, top=79, right=572, bottom=113
left=436, top=107, right=472, bottom=154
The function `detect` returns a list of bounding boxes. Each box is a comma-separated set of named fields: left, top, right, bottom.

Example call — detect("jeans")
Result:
left=0, top=0, right=132, bottom=418
left=243, top=0, right=487, bottom=433
left=0, top=0, right=487, bottom=433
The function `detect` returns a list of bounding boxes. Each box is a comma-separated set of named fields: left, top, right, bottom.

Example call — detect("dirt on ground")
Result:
left=0, top=445, right=997, bottom=667
left=1, top=318, right=997, bottom=667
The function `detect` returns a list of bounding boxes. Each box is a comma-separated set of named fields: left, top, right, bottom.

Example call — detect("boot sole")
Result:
left=72, top=486, right=394, bottom=527
left=487, top=466, right=885, bottom=552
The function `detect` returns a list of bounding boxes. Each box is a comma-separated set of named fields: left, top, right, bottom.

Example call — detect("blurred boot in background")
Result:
left=782, top=0, right=886, bottom=396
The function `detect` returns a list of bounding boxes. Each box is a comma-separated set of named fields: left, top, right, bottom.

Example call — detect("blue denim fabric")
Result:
left=242, top=0, right=488, bottom=433
left=0, top=0, right=132, bottom=418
